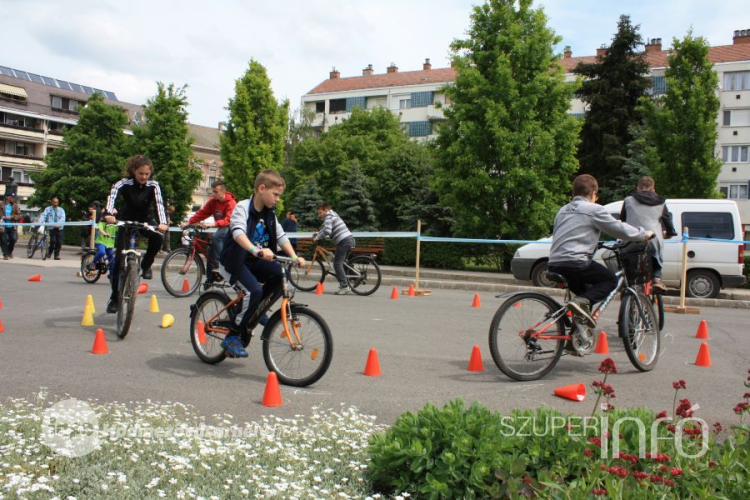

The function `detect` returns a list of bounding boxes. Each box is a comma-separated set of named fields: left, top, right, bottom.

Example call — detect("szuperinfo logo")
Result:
left=41, top=399, right=100, bottom=458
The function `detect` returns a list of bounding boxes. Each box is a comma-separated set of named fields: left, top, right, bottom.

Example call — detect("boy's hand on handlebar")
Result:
left=259, top=248, right=275, bottom=261
left=644, top=230, right=655, bottom=242
left=157, top=224, right=168, bottom=233
left=295, top=256, right=306, bottom=267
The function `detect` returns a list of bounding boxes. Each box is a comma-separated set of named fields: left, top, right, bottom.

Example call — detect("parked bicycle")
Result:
left=489, top=240, right=660, bottom=381
left=189, top=255, right=333, bottom=387
left=80, top=249, right=115, bottom=284
left=26, top=227, right=48, bottom=260
left=114, top=221, right=163, bottom=339
left=288, top=242, right=382, bottom=296
left=161, top=225, right=222, bottom=297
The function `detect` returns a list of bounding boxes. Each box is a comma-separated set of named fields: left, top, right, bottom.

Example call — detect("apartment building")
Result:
left=0, top=65, right=222, bottom=212
left=301, top=30, right=750, bottom=229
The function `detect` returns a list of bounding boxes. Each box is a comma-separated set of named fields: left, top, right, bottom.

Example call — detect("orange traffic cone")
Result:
left=695, top=342, right=712, bottom=367
left=408, top=284, right=416, bottom=296
left=390, top=286, right=399, bottom=300
left=472, top=293, right=481, bottom=308
left=138, top=283, right=148, bottom=294
left=262, top=372, right=283, bottom=407
left=91, top=328, right=109, bottom=355
left=364, top=348, right=382, bottom=376
left=315, top=282, right=323, bottom=295
left=554, top=383, right=586, bottom=402
left=197, top=320, right=207, bottom=345
left=594, top=331, right=609, bottom=354
left=0, top=298, right=3, bottom=310
left=0, top=319, right=4, bottom=333
left=28, top=274, right=41, bottom=282
left=467, top=345, right=484, bottom=372
left=695, top=320, right=709, bottom=339
left=182, top=279, right=190, bottom=293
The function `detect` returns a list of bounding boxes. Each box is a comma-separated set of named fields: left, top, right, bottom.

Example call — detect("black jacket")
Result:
left=221, top=199, right=280, bottom=278
left=104, top=178, right=167, bottom=225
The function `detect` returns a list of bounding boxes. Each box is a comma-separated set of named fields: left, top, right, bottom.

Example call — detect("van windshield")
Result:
left=682, top=212, right=734, bottom=240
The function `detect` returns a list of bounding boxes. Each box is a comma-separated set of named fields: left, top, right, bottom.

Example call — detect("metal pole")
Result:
left=678, top=227, right=689, bottom=309
left=415, top=219, right=422, bottom=290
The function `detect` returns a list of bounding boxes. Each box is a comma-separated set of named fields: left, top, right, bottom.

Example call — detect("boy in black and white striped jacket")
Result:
left=314, top=203, right=355, bottom=295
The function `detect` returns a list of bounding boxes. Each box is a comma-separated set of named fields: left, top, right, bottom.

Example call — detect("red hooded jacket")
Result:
left=188, top=192, right=237, bottom=227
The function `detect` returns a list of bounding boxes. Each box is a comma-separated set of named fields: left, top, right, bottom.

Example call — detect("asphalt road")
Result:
left=1, top=259, right=748, bottom=428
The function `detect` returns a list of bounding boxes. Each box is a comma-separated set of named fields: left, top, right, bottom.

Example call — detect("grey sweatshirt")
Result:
left=314, top=209, right=353, bottom=245
left=549, top=196, right=648, bottom=265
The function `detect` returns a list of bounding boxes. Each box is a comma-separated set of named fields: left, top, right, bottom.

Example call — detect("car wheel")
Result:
left=686, top=270, right=720, bottom=299
left=531, top=261, right=555, bottom=288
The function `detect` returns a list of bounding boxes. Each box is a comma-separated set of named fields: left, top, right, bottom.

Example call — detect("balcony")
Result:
left=426, top=104, right=445, bottom=120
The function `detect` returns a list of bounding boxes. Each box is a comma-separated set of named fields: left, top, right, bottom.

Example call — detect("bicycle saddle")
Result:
left=545, top=272, right=568, bottom=287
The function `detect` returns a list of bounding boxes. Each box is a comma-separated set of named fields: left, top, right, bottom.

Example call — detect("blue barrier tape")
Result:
left=1, top=221, right=94, bottom=227
left=686, top=236, right=750, bottom=245
left=418, top=236, right=549, bottom=244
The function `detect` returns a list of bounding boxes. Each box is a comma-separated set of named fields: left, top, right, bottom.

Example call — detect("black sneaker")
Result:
left=106, top=299, right=118, bottom=314
left=141, top=268, right=153, bottom=280
left=567, top=297, right=595, bottom=328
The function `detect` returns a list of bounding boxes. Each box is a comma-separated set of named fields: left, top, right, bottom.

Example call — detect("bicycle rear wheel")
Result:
left=262, top=305, right=333, bottom=387
left=41, top=238, right=48, bottom=261
left=161, top=247, right=205, bottom=297
left=288, top=259, right=326, bottom=292
left=26, top=234, right=38, bottom=258
left=619, top=291, right=660, bottom=371
left=488, top=293, right=566, bottom=381
left=347, top=256, right=382, bottom=296
left=80, top=251, right=103, bottom=284
left=116, top=256, right=139, bottom=339
left=190, top=291, right=234, bottom=364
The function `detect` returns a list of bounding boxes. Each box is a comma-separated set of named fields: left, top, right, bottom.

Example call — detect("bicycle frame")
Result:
left=179, top=228, right=214, bottom=274
left=309, top=244, right=362, bottom=279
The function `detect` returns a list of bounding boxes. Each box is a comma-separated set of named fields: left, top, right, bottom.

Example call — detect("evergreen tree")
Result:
left=338, top=161, right=377, bottom=231
left=29, top=93, right=130, bottom=217
left=601, top=125, right=663, bottom=201
left=290, top=177, right=324, bottom=229
left=641, top=32, right=722, bottom=198
left=221, top=59, right=288, bottom=199
left=575, top=15, right=651, bottom=199
left=132, top=83, right=201, bottom=222
left=433, top=0, right=580, bottom=250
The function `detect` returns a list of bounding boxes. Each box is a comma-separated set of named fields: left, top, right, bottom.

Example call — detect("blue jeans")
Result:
left=0, top=227, right=17, bottom=256
left=334, top=237, right=355, bottom=287
left=208, top=227, right=228, bottom=275
left=93, top=243, right=116, bottom=275
left=231, top=259, right=284, bottom=334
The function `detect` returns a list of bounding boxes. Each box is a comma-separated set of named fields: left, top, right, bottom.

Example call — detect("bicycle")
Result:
left=80, top=248, right=115, bottom=284
left=26, top=227, right=48, bottom=260
left=189, top=255, right=333, bottom=387
left=288, top=242, right=382, bottom=296
left=489, top=241, right=660, bottom=381
left=114, top=221, right=163, bottom=339
left=161, top=225, right=223, bottom=297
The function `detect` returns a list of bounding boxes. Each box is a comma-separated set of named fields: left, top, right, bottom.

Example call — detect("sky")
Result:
left=4, top=0, right=748, bottom=128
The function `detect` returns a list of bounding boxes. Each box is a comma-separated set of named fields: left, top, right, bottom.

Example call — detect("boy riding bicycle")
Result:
left=218, top=170, right=305, bottom=358
left=313, top=203, right=355, bottom=295
left=548, top=175, right=653, bottom=328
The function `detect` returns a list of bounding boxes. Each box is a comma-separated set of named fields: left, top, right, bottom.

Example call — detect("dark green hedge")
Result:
left=381, top=238, right=465, bottom=270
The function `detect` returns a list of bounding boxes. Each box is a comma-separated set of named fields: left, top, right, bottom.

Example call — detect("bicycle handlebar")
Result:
left=115, top=221, right=161, bottom=235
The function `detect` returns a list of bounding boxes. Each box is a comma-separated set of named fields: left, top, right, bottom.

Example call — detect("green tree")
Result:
left=290, top=177, right=324, bottom=229
left=132, top=83, right=201, bottom=222
left=603, top=125, right=663, bottom=201
left=29, top=93, right=130, bottom=218
left=575, top=15, right=651, bottom=199
left=338, top=161, right=377, bottom=231
left=641, top=32, right=722, bottom=198
left=434, top=0, right=580, bottom=251
left=221, top=59, right=288, bottom=199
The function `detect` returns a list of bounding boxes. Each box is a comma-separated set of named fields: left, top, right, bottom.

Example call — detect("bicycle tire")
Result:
left=347, top=255, right=382, bottom=296
left=262, top=305, right=333, bottom=387
left=619, top=291, right=660, bottom=371
left=26, top=234, right=38, bottom=258
left=81, top=251, right=102, bottom=284
left=41, top=238, right=48, bottom=261
left=652, top=294, right=665, bottom=332
left=161, top=247, right=205, bottom=298
left=190, top=291, right=234, bottom=364
left=488, top=293, right=566, bottom=381
left=116, top=255, right=139, bottom=339
left=288, top=259, right=326, bottom=292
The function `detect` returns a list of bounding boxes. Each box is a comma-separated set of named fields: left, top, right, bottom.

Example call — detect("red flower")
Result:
left=588, top=437, right=602, bottom=447
left=656, top=453, right=671, bottom=463
left=633, top=471, right=649, bottom=480
left=734, top=402, right=749, bottom=415
left=664, top=479, right=676, bottom=487
left=600, top=464, right=606, bottom=470
left=676, top=398, right=694, bottom=418
left=659, top=465, right=669, bottom=473
left=592, top=488, right=607, bottom=496
left=672, top=380, right=687, bottom=390
left=666, top=424, right=676, bottom=433
left=670, top=468, right=683, bottom=477
left=744, top=393, right=750, bottom=399
left=655, top=410, right=668, bottom=420
left=650, top=475, right=664, bottom=483
left=584, top=449, right=593, bottom=457
left=602, top=402, right=615, bottom=412
left=599, top=358, right=617, bottom=374
left=523, top=476, right=532, bottom=485
left=709, top=461, right=718, bottom=468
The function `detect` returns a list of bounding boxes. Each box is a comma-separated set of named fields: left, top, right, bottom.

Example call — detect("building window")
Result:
left=48, top=121, right=66, bottom=133
left=315, top=101, right=325, bottom=113
left=51, top=96, right=83, bottom=114
left=723, top=109, right=750, bottom=127
left=567, top=112, right=586, bottom=120
left=208, top=176, right=216, bottom=188
left=1, top=140, right=34, bottom=156
left=345, top=96, right=367, bottom=111
left=719, top=184, right=749, bottom=200
left=648, top=76, right=667, bottom=95
left=51, top=96, right=63, bottom=109
left=11, top=169, right=33, bottom=184
left=722, top=145, right=750, bottom=163
left=398, top=98, right=411, bottom=110
left=329, top=99, right=346, bottom=113
left=723, top=71, right=750, bottom=91
left=0, top=83, right=27, bottom=103
left=410, top=91, right=434, bottom=108
left=408, top=121, right=431, bottom=137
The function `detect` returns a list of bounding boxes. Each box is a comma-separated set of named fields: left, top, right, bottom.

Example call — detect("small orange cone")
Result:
left=0, top=298, right=3, bottom=310
left=262, top=372, right=283, bottom=407
left=390, top=286, right=399, bottom=300
left=594, top=331, right=609, bottom=354
left=182, top=279, right=190, bottom=293
left=472, top=293, right=481, bottom=308
left=406, top=284, right=416, bottom=296
left=0, top=319, right=4, bottom=333
left=554, top=383, right=586, bottom=402
left=197, top=320, right=207, bottom=345
left=28, top=274, right=41, bottom=282
left=364, top=348, right=382, bottom=376
left=315, top=282, right=323, bottom=295
left=695, top=342, right=712, bottom=367
left=467, top=345, right=484, bottom=372
left=91, top=328, right=109, bottom=354
left=138, top=283, right=148, bottom=294
left=695, top=320, right=709, bottom=339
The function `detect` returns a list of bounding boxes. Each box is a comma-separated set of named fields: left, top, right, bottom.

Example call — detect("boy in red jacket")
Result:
left=187, top=180, right=237, bottom=283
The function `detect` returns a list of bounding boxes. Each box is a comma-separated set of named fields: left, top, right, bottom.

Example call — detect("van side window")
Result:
left=682, top=212, right=734, bottom=240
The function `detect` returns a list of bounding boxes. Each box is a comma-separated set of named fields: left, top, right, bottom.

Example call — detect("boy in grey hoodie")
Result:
left=549, top=175, right=653, bottom=327
left=314, top=203, right=355, bottom=295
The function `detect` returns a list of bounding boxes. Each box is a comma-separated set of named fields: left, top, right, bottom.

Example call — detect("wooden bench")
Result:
left=295, top=238, right=384, bottom=259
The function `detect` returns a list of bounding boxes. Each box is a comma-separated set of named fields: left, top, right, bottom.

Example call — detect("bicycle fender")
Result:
left=494, top=290, right=565, bottom=310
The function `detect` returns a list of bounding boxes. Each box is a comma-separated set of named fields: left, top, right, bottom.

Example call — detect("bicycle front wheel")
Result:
left=81, top=251, right=102, bottom=284
left=619, top=291, right=660, bottom=371
left=161, top=247, right=205, bottom=297
left=190, top=291, right=233, bottom=364
left=347, top=256, right=382, bottom=296
left=116, top=256, right=139, bottom=339
left=288, top=259, right=326, bottom=292
left=262, top=305, right=333, bottom=387
left=27, top=234, right=38, bottom=258
left=41, top=238, right=48, bottom=261
left=488, top=293, right=566, bottom=381
left=652, top=294, right=665, bottom=332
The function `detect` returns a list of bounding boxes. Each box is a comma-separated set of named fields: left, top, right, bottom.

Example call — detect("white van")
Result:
left=511, top=199, right=746, bottom=298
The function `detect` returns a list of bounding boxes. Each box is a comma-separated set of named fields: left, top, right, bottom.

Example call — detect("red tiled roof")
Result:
left=307, top=44, right=750, bottom=95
